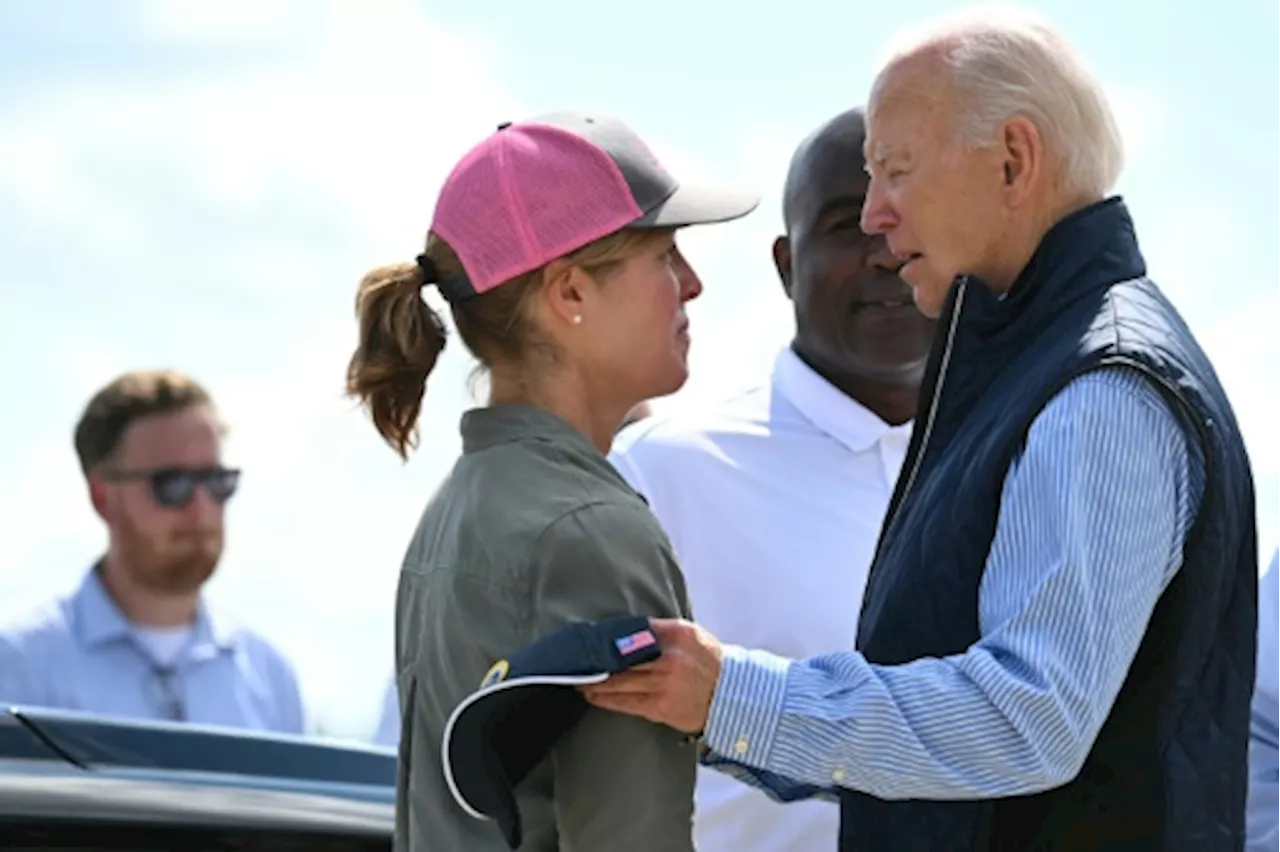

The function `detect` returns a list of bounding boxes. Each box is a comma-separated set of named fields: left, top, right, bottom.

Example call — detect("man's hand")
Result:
left=581, top=618, right=723, bottom=735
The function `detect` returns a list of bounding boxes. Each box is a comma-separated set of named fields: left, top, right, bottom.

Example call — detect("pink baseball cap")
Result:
left=424, top=111, right=759, bottom=302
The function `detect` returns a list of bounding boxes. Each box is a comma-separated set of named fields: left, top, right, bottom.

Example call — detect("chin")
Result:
left=648, top=363, right=689, bottom=399
left=903, top=266, right=953, bottom=320
left=914, top=299, right=946, bottom=320
left=912, top=284, right=950, bottom=319
left=150, top=556, right=218, bottom=595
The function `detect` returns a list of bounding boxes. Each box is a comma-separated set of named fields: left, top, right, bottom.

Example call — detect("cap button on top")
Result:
left=496, top=121, right=512, bottom=130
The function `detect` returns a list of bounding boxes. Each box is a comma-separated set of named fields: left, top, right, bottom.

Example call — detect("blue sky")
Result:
left=0, top=0, right=1275, bottom=739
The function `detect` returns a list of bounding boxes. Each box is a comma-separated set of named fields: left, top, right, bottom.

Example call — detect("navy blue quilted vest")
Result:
left=839, top=199, right=1257, bottom=851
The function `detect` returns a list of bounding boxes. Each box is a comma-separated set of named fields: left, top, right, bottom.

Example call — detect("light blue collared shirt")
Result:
left=1248, top=550, right=1279, bottom=852
left=701, top=367, right=1214, bottom=808
left=0, top=567, right=306, bottom=734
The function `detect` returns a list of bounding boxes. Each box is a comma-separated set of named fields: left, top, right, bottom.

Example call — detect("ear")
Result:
left=772, top=236, right=794, bottom=299
left=1001, top=115, right=1042, bottom=208
left=540, top=258, right=593, bottom=327
left=88, top=477, right=112, bottom=523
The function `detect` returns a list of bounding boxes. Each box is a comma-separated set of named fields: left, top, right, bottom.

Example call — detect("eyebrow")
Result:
left=813, top=194, right=867, bottom=221
left=865, top=141, right=902, bottom=167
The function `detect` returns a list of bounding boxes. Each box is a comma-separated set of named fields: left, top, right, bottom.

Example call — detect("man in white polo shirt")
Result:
left=608, top=107, right=936, bottom=852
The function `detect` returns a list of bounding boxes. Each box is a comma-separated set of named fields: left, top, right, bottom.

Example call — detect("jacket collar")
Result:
left=460, top=403, right=601, bottom=457
left=957, top=196, right=1146, bottom=340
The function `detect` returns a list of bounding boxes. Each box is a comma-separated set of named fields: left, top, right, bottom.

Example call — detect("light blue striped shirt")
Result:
left=0, top=567, right=306, bottom=734
left=1248, top=550, right=1279, bottom=852
left=702, top=366, right=1205, bottom=803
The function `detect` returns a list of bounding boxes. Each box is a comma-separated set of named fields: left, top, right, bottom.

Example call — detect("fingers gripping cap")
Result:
left=427, top=111, right=758, bottom=301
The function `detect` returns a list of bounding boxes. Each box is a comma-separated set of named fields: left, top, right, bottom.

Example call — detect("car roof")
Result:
left=0, top=705, right=395, bottom=836
left=0, top=768, right=393, bottom=836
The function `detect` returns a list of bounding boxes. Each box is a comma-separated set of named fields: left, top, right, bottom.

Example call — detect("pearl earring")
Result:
left=572, top=315, right=583, bottom=325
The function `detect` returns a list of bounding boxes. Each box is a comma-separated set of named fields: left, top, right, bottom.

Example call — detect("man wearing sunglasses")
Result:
left=0, top=370, right=306, bottom=734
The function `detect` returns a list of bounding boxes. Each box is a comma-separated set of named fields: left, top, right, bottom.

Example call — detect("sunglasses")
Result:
left=101, top=466, right=241, bottom=509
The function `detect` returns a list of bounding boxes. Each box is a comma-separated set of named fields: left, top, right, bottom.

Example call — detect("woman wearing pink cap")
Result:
left=345, top=111, right=756, bottom=851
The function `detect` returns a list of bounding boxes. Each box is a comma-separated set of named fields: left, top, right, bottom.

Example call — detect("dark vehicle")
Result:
left=0, top=705, right=395, bottom=851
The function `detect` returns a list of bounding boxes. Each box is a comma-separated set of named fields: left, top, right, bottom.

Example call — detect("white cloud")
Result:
left=0, top=0, right=524, bottom=738
left=2, top=0, right=1273, bottom=748
left=0, top=126, right=143, bottom=247
left=132, top=0, right=305, bottom=43
left=1108, top=82, right=1168, bottom=163
left=1207, top=337, right=1279, bottom=566
left=654, top=125, right=805, bottom=416
left=1, top=0, right=524, bottom=259
left=0, top=0, right=744, bottom=739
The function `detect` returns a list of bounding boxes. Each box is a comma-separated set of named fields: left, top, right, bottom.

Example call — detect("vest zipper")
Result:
left=887, top=278, right=969, bottom=528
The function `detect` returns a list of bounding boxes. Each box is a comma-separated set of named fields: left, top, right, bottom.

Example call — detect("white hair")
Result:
left=876, top=4, right=1124, bottom=200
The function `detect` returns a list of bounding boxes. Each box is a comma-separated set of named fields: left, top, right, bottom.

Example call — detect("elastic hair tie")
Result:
left=414, top=253, right=440, bottom=285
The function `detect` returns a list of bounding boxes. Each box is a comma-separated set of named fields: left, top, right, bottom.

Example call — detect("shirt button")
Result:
left=831, top=767, right=846, bottom=783
left=733, top=737, right=749, bottom=756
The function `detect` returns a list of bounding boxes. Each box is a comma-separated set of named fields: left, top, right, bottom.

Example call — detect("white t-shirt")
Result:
left=609, top=346, right=911, bottom=852
left=132, top=624, right=195, bottom=667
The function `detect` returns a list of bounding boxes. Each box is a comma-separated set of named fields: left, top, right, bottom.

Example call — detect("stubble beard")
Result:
left=117, top=518, right=221, bottom=596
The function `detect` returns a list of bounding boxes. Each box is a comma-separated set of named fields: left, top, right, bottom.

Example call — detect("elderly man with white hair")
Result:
left=583, top=6, right=1258, bottom=849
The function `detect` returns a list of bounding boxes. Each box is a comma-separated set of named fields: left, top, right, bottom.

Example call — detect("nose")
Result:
left=673, top=248, right=703, bottom=302
left=860, top=179, right=898, bottom=237
left=184, top=485, right=224, bottom=526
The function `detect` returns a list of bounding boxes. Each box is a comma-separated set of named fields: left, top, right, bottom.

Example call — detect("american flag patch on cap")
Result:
left=615, top=628, right=657, bottom=655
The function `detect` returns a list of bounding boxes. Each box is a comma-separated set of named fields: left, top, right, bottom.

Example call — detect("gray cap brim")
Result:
left=512, top=111, right=759, bottom=231
left=634, top=183, right=760, bottom=228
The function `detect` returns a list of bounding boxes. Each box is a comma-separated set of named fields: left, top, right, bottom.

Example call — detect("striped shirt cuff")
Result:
left=704, top=644, right=792, bottom=770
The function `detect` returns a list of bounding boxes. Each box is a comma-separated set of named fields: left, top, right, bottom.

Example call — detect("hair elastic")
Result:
left=415, top=252, right=475, bottom=303
left=415, top=253, right=440, bottom=284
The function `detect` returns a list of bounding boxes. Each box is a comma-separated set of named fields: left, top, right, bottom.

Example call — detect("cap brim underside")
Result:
left=442, top=672, right=611, bottom=821
left=635, top=183, right=760, bottom=228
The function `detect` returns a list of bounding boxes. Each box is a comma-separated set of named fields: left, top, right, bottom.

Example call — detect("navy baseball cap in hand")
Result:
left=442, top=614, right=662, bottom=849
